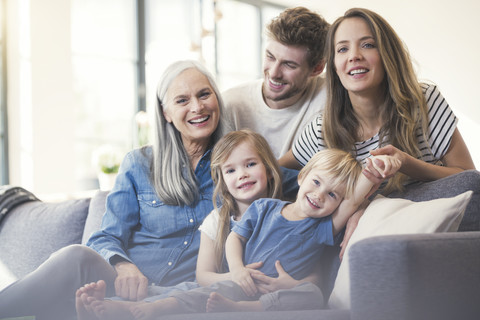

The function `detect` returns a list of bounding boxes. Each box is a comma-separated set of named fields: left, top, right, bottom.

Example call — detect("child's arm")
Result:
left=331, top=155, right=401, bottom=235
left=252, top=259, right=323, bottom=294
left=225, top=231, right=258, bottom=296
left=196, top=232, right=230, bottom=286
left=196, top=232, right=263, bottom=287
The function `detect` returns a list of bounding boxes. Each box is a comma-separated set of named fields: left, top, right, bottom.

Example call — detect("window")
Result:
left=0, top=0, right=7, bottom=185
left=71, top=0, right=286, bottom=192
left=8, top=0, right=286, bottom=195
left=214, top=0, right=285, bottom=91
left=71, top=0, right=138, bottom=190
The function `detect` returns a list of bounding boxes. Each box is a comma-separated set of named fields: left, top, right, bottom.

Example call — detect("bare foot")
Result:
left=206, top=292, right=263, bottom=313
left=76, top=281, right=107, bottom=320
left=130, top=297, right=181, bottom=320
left=91, top=299, right=138, bottom=320
left=129, top=301, right=156, bottom=320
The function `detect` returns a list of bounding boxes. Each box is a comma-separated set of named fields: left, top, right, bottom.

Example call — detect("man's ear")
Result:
left=310, top=60, right=326, bottom=77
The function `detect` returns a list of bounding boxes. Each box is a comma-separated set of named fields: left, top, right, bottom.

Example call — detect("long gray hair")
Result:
left=151, top=60, right=229, bottom=206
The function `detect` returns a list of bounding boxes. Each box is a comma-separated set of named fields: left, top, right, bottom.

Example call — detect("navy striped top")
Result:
left=292, top=84, right=457, bottom=169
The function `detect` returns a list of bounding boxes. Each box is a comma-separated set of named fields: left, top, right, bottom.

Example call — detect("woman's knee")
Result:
left=51, top=244, right=97, bottom=262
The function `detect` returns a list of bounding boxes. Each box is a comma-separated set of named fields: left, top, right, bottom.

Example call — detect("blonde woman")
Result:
left=280, top=8, right=478, bottom=241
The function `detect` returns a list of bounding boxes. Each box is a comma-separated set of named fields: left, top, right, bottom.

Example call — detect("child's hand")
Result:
left=252, top=260, right=299, bottom=294
left=368, top=154, right=402, bottom=179
left=369, top=145, right=405, bottom=173
left=231, top=266, right=258, bottom=296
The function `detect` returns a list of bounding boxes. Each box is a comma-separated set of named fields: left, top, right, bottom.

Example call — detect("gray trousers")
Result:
left=0, top=244, right=116, bottom=320
left=170, top=280, right=324, bottom=313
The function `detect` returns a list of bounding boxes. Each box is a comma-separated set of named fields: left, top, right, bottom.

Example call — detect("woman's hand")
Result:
left=251, top=260, right=299, bottom=294
left=113, top=261, right=149, bottom=301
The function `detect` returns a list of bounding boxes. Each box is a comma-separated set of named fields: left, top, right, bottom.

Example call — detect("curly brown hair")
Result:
left=266, top=7, right=330, bottom=68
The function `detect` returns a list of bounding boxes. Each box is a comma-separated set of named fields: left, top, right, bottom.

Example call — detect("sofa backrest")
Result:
left=0, top=198, right=90, bottom=289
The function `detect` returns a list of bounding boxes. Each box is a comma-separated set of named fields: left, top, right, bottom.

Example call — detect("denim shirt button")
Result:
left=168, top=261, right=172, bottom=266
left=152, top=200, right=156, bottom=204
left=184, top=241, right=188, bottom=245
left=189, top=218, right=194, bottom=223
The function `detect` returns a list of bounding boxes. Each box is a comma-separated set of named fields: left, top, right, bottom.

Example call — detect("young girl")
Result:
left=76, top=129, right=309, bottom=319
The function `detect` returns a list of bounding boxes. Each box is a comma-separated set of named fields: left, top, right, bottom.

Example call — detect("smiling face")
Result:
left=333, top=17, right=385, bottom=97
left=163, top=68, right=220, bottom=148
left=262, top=40, right=319, bottom=110
left=221, top=141, right=270, bottom=213
left=296, top=168, right=345, bottom=219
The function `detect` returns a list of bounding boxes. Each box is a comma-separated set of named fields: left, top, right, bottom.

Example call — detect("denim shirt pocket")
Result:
left=137, top=192, right=182, bottom=237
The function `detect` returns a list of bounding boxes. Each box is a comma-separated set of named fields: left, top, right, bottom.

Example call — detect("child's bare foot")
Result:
left=206, top=292, right=263, bottom=313
left=129, top=302, right=156, bottom=320
left=76, top=281, right=107, bottom=320
left=91, top=299, right=137, bottom=320
left=80, top=280, right=107, bottom=300
left=129, top=297, right=181, bottom=320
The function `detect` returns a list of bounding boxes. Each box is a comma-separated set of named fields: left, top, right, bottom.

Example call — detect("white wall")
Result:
left=6, top=0, right=480, bottom=197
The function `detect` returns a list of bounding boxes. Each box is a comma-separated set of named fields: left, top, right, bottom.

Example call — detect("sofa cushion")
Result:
left=388, top=169, right=480, bottom=231
left=0, top=198, right=90, bottom=287
left=328, top=190, right=473, bottom=309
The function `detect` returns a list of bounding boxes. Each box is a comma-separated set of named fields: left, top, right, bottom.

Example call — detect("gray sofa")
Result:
left=1, top=170, right=479, bottom=320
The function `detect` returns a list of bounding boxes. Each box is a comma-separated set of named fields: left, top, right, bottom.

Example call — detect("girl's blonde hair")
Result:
left=298, top=149, right=363, bottom=199
left=323, top=8, right=430, bottom=193
left=210, top=129, right=283, bottom=271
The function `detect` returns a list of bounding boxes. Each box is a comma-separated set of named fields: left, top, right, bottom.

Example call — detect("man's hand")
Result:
left=113, top=261, right=148, bottom=301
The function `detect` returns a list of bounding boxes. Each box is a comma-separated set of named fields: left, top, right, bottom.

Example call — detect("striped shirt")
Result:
left=292, top=84, right=458, bottom=167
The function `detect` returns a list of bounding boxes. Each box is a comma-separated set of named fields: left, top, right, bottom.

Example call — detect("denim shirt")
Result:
left=86, top=146, right=214, bottom=286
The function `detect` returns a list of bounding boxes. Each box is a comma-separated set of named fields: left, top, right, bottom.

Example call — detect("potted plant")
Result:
left=92, top=145, right=123, bottom=191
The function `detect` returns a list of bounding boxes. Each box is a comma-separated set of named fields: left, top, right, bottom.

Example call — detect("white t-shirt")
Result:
left=293, top=83, right=457, bottom=167
left=222, top=76, right=327, bottom=158
left=198, top=209, right=236, bottom=241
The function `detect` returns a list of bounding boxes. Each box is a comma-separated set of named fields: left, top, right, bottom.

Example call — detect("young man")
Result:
left=222, top=7, right=330, bottom=158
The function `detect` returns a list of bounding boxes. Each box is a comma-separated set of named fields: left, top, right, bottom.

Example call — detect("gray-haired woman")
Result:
left=0, top=60, right=231, bottom=320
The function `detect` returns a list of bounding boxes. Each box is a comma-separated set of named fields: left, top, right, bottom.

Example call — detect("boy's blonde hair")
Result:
left=298, top=149, right=363, bottom=198
left=210, top=129, right=283, bottom=271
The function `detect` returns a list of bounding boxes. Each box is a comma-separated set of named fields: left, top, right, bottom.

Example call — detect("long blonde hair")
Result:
left=323, top=8, right=430, bottom=193
left=210, top=129, right=283, bottom=271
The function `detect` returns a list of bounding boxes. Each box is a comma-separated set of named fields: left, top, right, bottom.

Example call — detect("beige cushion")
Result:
left=328, top=190, right=473, bottom=309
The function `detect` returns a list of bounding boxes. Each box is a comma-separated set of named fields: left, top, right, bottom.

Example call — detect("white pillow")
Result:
left=328, top=190, right=473, bottom=309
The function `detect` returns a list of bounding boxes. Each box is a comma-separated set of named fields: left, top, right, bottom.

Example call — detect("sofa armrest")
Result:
left=349, top=232, right=480, bottom=320
left=82, top=190, right=109, bottom=244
